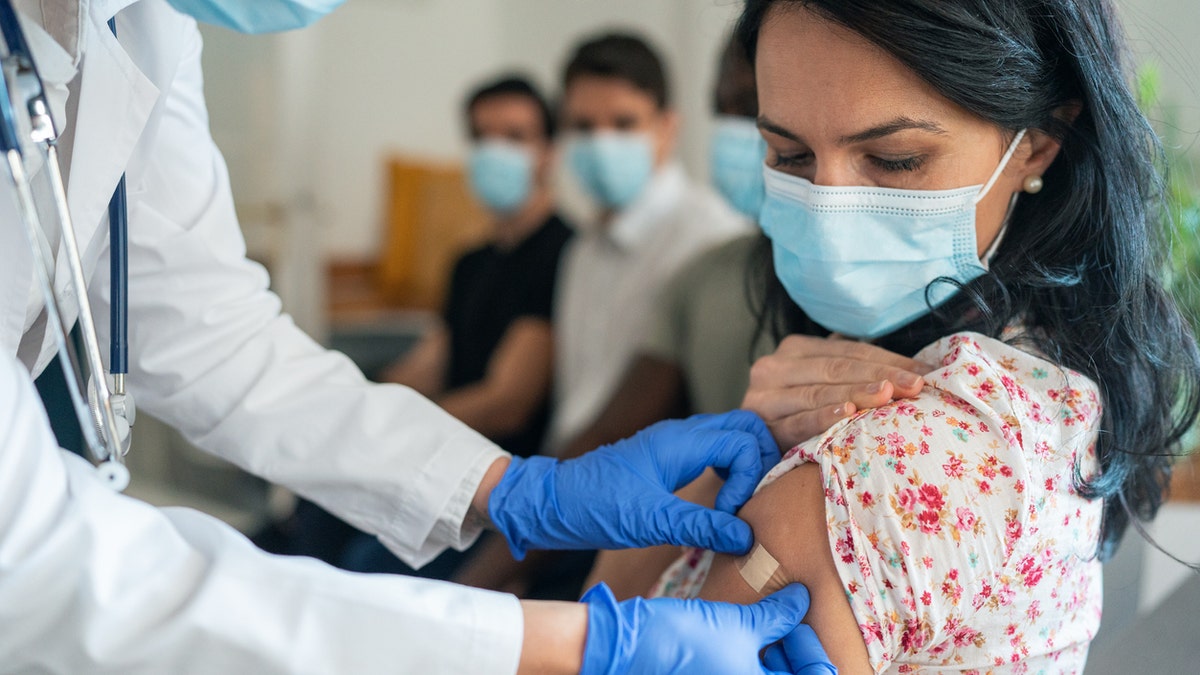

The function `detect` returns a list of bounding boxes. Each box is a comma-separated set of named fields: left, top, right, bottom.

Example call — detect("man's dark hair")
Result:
left=464, top=75, right=557, bottom=140
left=714, top=31, right=757, bottom=117
left=562, top=32, right=670, bottom=109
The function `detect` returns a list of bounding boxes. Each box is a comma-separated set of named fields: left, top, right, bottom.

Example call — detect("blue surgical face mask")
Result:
left=568, top=132, right=655, bottom=209
left=165, top=0, right=344, bottom=33
left=759, top=129, right=1027, bottom=339
left=468, top=140, right=534, bottom=214
left=711, top=116, right=768, bottom=219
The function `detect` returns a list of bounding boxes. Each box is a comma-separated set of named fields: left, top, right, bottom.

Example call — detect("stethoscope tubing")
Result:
left=0, top=1, right=131, bottom=487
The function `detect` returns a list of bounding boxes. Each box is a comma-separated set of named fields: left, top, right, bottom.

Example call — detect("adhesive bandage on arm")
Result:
left=736, top=542, right=790, bottom=595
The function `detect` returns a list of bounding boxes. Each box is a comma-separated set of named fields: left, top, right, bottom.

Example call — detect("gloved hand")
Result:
left=580, top=582, right=834, bottom=675
left=489, top=411, right=778, bottom=558
left=764, top=624, right=839, bottom=674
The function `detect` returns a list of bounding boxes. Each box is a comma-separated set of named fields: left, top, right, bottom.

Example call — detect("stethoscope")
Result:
left=0, top=2, right=133, bottom=491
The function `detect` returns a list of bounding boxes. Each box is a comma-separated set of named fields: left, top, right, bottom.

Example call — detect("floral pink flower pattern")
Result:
left=651, top=333, right=1104, bottom=674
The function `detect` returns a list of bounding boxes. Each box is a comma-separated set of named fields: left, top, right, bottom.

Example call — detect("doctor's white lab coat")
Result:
left=0, top=1, right=523, bottom=672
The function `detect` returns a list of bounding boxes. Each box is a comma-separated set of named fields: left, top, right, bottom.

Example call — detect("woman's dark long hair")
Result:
left=738, top=0, right=1200, bottom=559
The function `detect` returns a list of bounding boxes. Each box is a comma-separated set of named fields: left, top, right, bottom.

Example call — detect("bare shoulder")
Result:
left=698, top=465, right=874, bottom=674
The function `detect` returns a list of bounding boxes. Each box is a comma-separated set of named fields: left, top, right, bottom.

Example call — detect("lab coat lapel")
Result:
left=67, top=6, right=158, bottom=270
left=0, top=197, right=32, bottom=361
left=0, top=5, right=79, bottom=363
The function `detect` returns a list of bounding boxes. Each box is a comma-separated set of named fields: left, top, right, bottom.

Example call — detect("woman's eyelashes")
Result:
left=869, top=154, right=928, bottom=172
left=768, top=150, right=929, bottom=174
left=768, top=151, right=813, bottom=170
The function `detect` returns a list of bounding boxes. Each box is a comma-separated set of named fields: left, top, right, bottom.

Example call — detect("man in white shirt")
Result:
left=548, top=32, right=748, bottom=453
left=452, top=32, right=749, bottom=600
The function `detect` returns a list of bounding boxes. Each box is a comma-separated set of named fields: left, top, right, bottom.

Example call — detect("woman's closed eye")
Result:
left=869, top=154, right=927, bottom=172
left=769, top=151, right=814, bottom=170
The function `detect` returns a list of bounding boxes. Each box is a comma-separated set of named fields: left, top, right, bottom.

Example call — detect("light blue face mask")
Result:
left=568, top=132, right=655, bottom=209
left=759, top=129, right=1026, bottom=339
left=165, top=0, right=345, bottom=34
left=711, top=116, right=768, bottom=219
left=468, top=140, right=534, bottom=214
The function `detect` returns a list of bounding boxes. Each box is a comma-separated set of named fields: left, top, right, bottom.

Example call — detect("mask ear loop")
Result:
left=974, top=129, right=1027, bottom=269
left=974, top=128, right=1027, bottom=205
left=980, top=193, right=1021, bottom=269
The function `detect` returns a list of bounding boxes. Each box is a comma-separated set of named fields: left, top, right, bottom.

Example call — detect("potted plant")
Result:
left=1138, top=63, right=1200, bottom=466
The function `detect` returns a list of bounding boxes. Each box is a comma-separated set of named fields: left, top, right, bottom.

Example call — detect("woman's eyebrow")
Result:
left=757, top=114, right=947, bottom=145
left=839, top=116, right=947, bottom=144
left=757, top=115, right=803, bottom=142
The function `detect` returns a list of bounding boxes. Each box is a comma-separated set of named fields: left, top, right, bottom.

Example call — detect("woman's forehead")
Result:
left=755, top=6, right=975, bottom=141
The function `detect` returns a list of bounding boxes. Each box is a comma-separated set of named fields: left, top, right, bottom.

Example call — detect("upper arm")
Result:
left=436, top=317, right=555, bottom=436
left=558, top=354, right=687, bottom=459
left=698, top=465, right=874, bottom=674
left=479, top=317, right=555, bottom=404
left=378, top=325, right=450, bottom=396
left=700, top=381, right=1027, bottom=673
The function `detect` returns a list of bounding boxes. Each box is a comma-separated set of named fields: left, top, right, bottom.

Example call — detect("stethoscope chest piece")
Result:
left=96, top=460, right=131, bottom=492
left=88, top=373, right=136, bottom=455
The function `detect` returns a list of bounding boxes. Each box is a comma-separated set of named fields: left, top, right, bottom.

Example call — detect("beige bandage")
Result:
left=736, top=542, right=790, bottom=595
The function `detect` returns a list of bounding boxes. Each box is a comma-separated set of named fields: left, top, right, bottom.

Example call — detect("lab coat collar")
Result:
left=9, top=1, right=85, bottom=65
left=0, top=4, right=78, bottom=366
left=606, top=161, right=687, bottom=251
left=0, top=0, right=160, bottom=370
left=92, top=0, right=139, bottom=25
left=15, top=4, right=81, bottom=128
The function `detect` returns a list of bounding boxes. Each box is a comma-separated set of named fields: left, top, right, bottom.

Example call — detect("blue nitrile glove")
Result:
left=489, top=411, right=779, bottom=558
left=580, top=582, right=828, bottom=675
left=763, top=624, right=839, bottom=674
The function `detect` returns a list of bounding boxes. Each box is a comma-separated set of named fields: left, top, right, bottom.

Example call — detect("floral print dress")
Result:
left=651, top=333, right=1105, bottom=674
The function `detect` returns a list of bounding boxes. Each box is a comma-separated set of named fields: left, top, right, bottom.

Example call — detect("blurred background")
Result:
left=124, top=1, right=1198, bottom=671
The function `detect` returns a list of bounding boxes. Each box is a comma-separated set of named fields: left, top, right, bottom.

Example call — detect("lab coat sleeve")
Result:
left=0, top=355, right=523, bottom=674
left=90, top=12, right=506, bottom=568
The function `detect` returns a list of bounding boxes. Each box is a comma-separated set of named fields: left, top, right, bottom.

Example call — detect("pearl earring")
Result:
left=1023, top=175, right=1044, bottom=194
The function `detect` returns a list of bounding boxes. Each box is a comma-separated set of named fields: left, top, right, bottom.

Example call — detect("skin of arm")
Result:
left=518, top=601, right=588, bottom=674
left=378, top=324, right=450, bottom=398
left=697, top=464, right=873, bottom=674
left=452, top=533, right=537, bottom=596
left=380, top=318, right=555, bottom=440
left=437, top=317, right=556, bottom=439
left=557, top=354, right=690, bottom=460
left=460, top=457, right=542, bottom=596
left=459, top=354, right=689, bottom=596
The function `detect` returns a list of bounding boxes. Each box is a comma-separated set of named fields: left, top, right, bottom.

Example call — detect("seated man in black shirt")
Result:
left=343, top=76, right=572, bottom=577
left=258, top=76, right=572, bottom=579
left=378, top=75, right=571, bottom=460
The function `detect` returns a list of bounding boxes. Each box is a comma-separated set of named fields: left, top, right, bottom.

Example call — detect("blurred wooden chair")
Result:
left=328, top=156, right=490, bottom=318
left=377, top=157, right=490, bottom=309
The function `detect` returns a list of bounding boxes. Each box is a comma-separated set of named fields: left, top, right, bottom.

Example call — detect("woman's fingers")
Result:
left=773, top=333, right=935, bottom=374
left=749, top=353, right=929, bottom=391
left=745, top=381, right=866, bottom=421
left=765, top=406, right=855, bottom=451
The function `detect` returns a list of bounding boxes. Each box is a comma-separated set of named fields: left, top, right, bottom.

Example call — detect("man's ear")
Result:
left=654, top=108, right=680, bottom=167
left=535, top=141, right=556, bottom=186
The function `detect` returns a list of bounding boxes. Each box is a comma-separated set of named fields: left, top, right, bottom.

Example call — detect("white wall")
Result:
left=202, top=0, right=743, bottom=261
left=200, top=0, right=1200, bottom=263
left=1118, top=0, right=1200, bottom=144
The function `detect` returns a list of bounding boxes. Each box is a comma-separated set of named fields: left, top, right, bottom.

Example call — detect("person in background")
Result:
left=258, top=75, right=572, bottom=580
left=378, top=75, right=570, bottom=461
left=454, top=31, right=749, bottom=599
left=576, top=34, right=932, bottom=599
left=560, top=35, right=767, bottom=465
left=547, top=31, right=748, bottom=454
